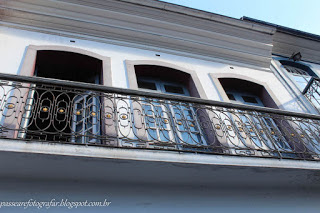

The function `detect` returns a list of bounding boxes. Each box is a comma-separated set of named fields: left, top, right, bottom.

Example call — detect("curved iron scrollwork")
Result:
left=0, top=73, right=320, bottom=160
left=303, top=77, right=320, bottom=113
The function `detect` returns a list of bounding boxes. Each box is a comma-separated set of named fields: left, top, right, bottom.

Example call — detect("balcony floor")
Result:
left=0, top=139, right=319, bottom=188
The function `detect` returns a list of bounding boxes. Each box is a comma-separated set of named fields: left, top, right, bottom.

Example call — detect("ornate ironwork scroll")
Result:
left=303, top=77, right=320, bottom=112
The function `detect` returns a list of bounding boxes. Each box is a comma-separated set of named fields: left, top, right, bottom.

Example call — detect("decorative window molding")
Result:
left=125, top=60, right=207, bottom=99
left=209, top=72, right=282, bottom=109
left=19, top=45, right=112, bottom=86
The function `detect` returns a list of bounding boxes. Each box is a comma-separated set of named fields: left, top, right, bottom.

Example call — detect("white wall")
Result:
left=0, top=26, right=305, bottom=112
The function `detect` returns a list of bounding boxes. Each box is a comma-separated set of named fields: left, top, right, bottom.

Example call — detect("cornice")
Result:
left=67, top=0, right=275, bottom=35
left=272, top=32, right=320, bottom=64
left=0, top=0, right=274, bottom=68
left=242, top=16, right=320, bottom=64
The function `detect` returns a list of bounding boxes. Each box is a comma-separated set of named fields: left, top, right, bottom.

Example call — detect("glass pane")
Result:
left=227, top=93, right=236, bottom=100
left=292, top=75, right=310, bottom=91
left=242, top=96, right=258, bottom=104
left=138, top=81, right=157, bottom=90
left=284, top=65, right=310, bottom=76
left=164, top=85, right=184, bottom=94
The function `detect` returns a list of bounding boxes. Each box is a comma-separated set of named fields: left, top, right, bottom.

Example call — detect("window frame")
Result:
left=271, top=57, right=319, bottom=114
left=124, top=60, right=214, bottom=148
left=279, top=60, right=318, bottom=93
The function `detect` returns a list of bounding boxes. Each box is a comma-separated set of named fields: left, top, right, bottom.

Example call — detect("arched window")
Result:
left=219, top=78, right=278, bottom=108
left=124, top=63, right=209, bottom=149
left=134, top=65, right=201, bottom=97
left=218, top=78, right=294, bottom=156
left=280, top=60, right=317, bottom=92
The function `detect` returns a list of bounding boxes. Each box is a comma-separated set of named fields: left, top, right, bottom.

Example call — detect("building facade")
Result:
left=1, top=0, right=320, bottom=212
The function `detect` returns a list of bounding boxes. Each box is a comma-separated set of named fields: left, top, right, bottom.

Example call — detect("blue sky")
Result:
left=160, top=0, right=320, bottom=36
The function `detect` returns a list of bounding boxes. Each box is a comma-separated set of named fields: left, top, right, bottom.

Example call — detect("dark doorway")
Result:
left=35, top=50, right=102, bottom=83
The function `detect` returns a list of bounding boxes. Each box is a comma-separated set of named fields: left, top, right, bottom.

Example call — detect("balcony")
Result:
left=1, top=73, right=320, bottom=161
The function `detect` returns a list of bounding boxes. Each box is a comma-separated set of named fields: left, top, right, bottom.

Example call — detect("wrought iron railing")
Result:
left=1, top=73, right=320, bottom=160
left=303, top=77, right=320, bottom=112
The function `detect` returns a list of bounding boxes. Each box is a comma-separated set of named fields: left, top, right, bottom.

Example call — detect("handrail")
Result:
left=0, top=73, right=320, bottom=120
